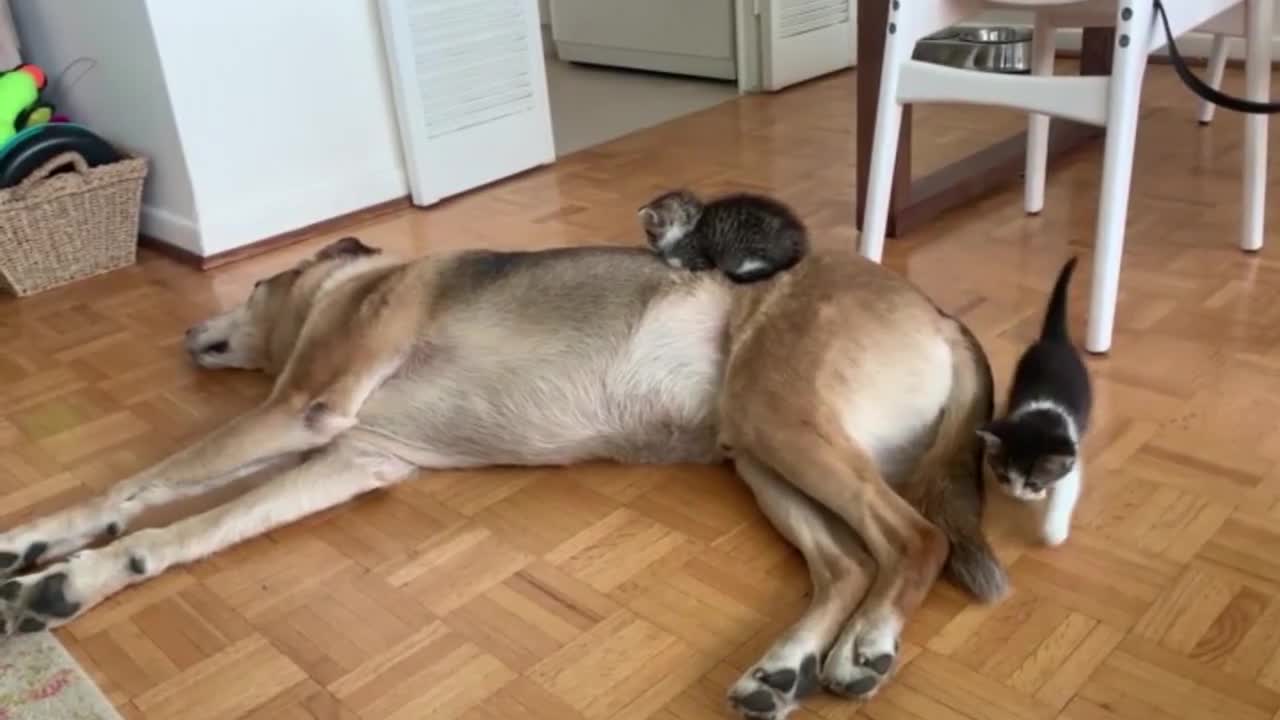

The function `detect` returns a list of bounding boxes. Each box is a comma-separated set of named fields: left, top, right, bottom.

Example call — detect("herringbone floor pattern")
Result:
left=3, top=62, right=1280, bottom=719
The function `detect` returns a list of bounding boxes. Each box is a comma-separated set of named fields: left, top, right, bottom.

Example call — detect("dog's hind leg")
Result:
left=730, top=413, right=949, bottom=702
left=0, top=440, right=412, bottom=636
left=726, top=453, right=873, bottom=720
left=0, top=401, right=351, bottom=578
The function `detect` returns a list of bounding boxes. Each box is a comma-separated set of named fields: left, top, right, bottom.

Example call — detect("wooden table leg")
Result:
left=854, top=6, right=1116, bottom=237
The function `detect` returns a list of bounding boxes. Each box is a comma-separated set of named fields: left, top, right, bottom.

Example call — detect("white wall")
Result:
left=11, top=0, right=202, bottom=253
left=144, top=1, right=408, bottom=256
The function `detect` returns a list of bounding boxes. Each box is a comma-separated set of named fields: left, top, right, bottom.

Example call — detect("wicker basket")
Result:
left=0, top=150, right=149, bottom=297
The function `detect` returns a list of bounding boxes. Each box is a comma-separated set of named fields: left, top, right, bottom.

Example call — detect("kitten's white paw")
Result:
left=1039, top=466, right=1081, bottom=548
left=1040, top=522, right=1070, bottom=547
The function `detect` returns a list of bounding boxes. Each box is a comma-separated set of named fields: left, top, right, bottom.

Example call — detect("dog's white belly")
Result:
left=354, top=280, right=732, bottom=468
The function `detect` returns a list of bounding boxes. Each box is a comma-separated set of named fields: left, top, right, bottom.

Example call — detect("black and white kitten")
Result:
left=637, top=190, right=808, bottom=283
left=979, top=257, right=1092, bottom=547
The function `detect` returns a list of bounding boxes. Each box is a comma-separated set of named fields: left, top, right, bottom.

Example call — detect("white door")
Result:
left=759, top=0, right=857, bottom=91
left=378, top=0, right=556, bottom=207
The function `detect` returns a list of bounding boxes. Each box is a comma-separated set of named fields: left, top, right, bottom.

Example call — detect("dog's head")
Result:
left=185, top=236, right=381, bottom=372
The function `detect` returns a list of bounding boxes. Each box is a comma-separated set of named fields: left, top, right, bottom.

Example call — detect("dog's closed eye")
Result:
left=203, top=341, right=230, bottom=355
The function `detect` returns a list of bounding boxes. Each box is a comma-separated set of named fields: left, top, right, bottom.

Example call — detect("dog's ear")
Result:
left=317, top=236, right=380, bottom=260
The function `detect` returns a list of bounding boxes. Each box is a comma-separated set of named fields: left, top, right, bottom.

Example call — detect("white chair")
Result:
left=858, top=0, right=1274, bottom=353
left=1196, top=10, right=1272, bottom=270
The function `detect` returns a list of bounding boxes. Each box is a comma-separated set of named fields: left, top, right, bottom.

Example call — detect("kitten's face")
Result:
left=638, top=190, right=703, bottom=252
left=978, top=425, right=1076, bottom=501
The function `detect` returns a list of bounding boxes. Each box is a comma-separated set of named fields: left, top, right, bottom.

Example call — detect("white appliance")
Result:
left=549, top=0, right=738, bottom=79
left=378, top=0, right=556, bottom=207
left=548, top=0, right=856, bottom=89
left=759, top=0, right=858, bottom=90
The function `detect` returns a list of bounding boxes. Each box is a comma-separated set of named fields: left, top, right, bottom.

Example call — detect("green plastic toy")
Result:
left=0, top=64, right=54, bottom=146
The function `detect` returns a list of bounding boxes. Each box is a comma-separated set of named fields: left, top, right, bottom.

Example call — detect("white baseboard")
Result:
left=139, top=205, right=202, bottom=256
left=197, top=167, right=407, bottom=257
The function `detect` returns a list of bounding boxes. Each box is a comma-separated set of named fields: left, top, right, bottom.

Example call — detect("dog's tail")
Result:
left=909, top=315, right=1008, bottom=603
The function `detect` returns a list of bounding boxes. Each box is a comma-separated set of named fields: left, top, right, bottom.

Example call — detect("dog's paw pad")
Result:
left=737, top=689, right=777, bottom=714
left=823, top=614, right=900, bottom=700
left=28, top=572, right=80, bottom=619
left=727, top=653, right=818, bottom=719
left=842, top=675, right=879, bottom=697
left=0, top=567, right=84, bottom=639
left=861, top=652, right=894, bottom=676
left=755, top=668, right=797, bottom=693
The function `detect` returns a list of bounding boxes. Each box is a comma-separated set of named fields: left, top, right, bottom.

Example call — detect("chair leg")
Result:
left=1198, top=34, right=1230, bottom=125
left=859, top=31, right=914, bottom=263
left=858, top=0, right=984, bottom=262
left=1025, top=14, right=1056, bottom=215
left=1242, top=0, right=1272, bottom=252
left=1086, top=4, right=1154, bottom=354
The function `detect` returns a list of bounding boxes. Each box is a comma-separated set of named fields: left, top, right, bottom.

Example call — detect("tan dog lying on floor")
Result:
left=0, top=235, right=1005, bottom=719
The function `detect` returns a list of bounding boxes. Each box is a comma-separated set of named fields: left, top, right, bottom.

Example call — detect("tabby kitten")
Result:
left=637, top=190, right=808, bottom=283
left=979, top=257, right=1092, bottom=547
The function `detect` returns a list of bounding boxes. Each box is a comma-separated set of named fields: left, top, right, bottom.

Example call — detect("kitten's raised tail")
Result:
left=1041, top=256, right=1079, bottom=342
left=911, top=315, right=1009, bottom=603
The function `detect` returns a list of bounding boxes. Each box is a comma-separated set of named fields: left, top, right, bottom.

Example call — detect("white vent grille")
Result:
left=406, top=0, right=536, bottom=138
left=778, top=0, right=850, bottom=39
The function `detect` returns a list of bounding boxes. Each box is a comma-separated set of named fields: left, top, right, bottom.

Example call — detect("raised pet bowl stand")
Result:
left=855, top=5, right=1117, bottom=239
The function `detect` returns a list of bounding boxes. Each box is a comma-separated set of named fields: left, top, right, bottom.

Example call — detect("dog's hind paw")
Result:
left=727, top=649, right=819, bottom=720
left=821, top=610, right=901, bottom=700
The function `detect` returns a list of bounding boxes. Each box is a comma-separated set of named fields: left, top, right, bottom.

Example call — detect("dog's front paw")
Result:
left=0, top=543, right=148, bottom=638
left=0, top=567, right=82, bottom=636
left=0, top=538, right=51, bottom=581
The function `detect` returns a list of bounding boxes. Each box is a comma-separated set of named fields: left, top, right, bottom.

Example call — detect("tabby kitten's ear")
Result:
left=638, top=206, right=665, bottom=235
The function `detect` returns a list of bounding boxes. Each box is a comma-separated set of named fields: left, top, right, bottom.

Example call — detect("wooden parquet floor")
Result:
left=4, top=62, right=1280, bottom=719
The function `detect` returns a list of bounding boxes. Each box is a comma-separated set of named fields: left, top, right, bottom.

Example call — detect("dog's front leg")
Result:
left=0, top=440, right=413, bottom=636
left=0, top=400, right=344, bottom=577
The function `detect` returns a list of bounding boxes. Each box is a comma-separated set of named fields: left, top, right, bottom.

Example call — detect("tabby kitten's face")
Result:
left=978, top=421, right=1076, bottom=501
left=638, top=191, right=703, bottom=252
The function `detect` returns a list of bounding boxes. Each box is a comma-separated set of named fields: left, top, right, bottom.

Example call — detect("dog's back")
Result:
left=351, top=247, right=734, bottom=467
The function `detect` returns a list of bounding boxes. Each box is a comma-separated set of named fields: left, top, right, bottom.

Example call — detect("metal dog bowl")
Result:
left=913, top=26, right=1033, bottom=74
